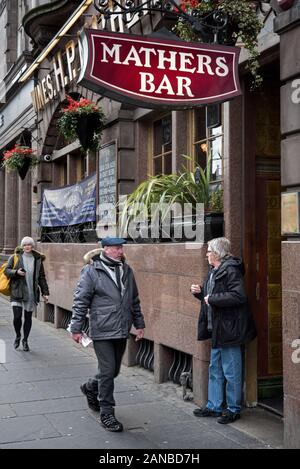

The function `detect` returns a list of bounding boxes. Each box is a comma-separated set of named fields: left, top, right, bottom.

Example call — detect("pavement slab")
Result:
left=0, top=415, right=60, bottom=444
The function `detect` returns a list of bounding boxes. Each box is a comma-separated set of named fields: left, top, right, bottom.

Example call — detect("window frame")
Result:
left=150, top=113, right=173, bottom=176
left=192, top=105, right=224, bottom=187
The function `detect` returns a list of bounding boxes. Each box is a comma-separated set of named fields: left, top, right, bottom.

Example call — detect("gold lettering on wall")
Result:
left=31, top=40, right=79, bottom=112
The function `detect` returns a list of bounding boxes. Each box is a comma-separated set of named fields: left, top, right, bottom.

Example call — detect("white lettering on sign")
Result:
left=78, top=30, right=241, bottom=108
left=101, top=43, right=122, bottom=64
left=139, top=73, right=194, bottom=97
left=100, top=43, right=230, bottom=78
left=216, top=57, right=229, bottom=77
left=179, top=52, right=196, bottom=73
left=157, top=50, right=177, bottom=71
left=197, top=55, right=214, bottom=75
left=100, top=43, right=229, bottom=98
left=139, top=47, right=156, bottom=67
left=122, top=46, right=144, bottom=67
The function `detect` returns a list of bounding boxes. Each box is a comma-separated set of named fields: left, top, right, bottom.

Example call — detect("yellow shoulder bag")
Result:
left=0, top=254, right=18, bottom=296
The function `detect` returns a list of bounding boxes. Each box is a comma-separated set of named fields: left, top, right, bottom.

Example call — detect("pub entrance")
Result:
left=244, top=62, right=283, bottom=415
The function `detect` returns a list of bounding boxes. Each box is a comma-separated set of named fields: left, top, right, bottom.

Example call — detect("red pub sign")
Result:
left=78, top=29, right=241, bottom=109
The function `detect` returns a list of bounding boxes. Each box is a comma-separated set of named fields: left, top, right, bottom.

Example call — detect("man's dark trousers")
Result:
left=86, top=338, right=127, bottom=415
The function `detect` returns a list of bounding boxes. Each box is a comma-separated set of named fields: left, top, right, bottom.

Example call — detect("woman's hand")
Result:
left=17, top=269, right=26, bottom=277
left=190, top=284, right=201, bottom=294
left=42, top=295, right=49, bottom=304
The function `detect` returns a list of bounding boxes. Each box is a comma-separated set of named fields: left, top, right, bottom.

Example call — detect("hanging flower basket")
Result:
left=2, top=145, right=39, bottom=180
left=57, top=95, right=105, bottom=152
left=174, top=0, right=263, bottom=88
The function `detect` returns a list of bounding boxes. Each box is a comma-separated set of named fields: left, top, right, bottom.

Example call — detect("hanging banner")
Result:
left=40, top=174, right=96, bottom=227
left=78, top=29, right=241, bottom=109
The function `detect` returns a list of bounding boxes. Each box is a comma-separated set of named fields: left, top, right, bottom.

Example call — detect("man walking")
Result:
left=70, top=237, right=145, bottom=432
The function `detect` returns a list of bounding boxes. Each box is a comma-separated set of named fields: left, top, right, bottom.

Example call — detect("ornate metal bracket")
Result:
left=93, top=0, right=229, bottom=44
left=94, top=0, right=176, bottom=22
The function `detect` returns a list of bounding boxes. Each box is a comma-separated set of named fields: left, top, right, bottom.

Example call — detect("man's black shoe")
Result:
left=100, top=413, right=123, bottom=432
left=193, top=407, right=222, bottom=418
left=14, top=337, right=21, bottom=349
left=217, top=410, right=240, bottom=424
left=22, top=340, right=30, bottom=352
left=80, top=383, right=100, bottom=412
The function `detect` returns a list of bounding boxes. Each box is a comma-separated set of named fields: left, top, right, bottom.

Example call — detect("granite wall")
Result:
left=281, top=241, right=300, bottom=448
left=275, top=1, right=300, bottom=448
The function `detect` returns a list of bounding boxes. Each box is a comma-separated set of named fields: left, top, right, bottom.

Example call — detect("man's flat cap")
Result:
left=101, top=237, right=127, bottom=247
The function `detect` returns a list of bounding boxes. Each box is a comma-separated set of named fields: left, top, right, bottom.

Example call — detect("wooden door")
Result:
left=254, top=173, right=282, bottom=379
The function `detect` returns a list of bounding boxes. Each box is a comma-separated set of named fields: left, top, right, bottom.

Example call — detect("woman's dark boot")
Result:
left=14, top=337, right=21, bottom=349
left=22, top=339, right=30, bottom=352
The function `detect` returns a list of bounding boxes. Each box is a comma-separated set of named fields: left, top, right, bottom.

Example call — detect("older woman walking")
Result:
left=191, top=237, right=256, bottom=424
left=4, top=237, right=49, bottom=351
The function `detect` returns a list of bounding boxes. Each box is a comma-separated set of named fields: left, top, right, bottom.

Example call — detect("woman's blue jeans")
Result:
left=206, top=345, right=242, bottom=414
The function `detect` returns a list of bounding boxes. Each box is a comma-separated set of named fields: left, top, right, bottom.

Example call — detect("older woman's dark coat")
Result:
left=194, top=257, right=256, bottom=348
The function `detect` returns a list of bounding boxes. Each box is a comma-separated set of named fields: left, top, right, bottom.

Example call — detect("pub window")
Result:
left=193, top=104, right=223, bottom=186
left=152, top=115, right=172, bottom=175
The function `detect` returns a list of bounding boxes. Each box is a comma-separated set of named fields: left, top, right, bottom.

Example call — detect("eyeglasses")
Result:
left=207, top=250, right=212, bottom=253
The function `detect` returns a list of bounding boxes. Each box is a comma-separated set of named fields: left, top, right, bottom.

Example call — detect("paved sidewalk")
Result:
left=0, top=297, right=283, bottom=449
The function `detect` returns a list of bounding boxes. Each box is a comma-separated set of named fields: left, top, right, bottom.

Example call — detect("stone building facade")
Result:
left=274, top=1, right=300, bottom=449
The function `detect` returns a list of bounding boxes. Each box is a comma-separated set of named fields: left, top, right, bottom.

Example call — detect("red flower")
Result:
left=180, top=0, right=200, bottom=11
left=3, top=145, right=34, bottom=161
left=62, top=95, right=99, bottom=113
left=179, top=0, right=221, bottom=12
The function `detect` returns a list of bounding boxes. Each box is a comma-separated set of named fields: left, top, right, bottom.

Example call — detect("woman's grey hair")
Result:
left=20, top=236, right=35, bottom=248
left=208, top=237, right=232, bottom=261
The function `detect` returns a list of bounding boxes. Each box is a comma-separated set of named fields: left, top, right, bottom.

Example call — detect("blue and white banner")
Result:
left=40, top=174, right=96, bottom=227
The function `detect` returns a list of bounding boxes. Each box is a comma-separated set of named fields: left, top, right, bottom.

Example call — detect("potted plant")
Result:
left=119, top=160, right=224, bottom=242
left=2, top=144, right=39, bottom=179
left=174, top=0, right=263, bottom=88
left=57, top=95, right=105, bottom=152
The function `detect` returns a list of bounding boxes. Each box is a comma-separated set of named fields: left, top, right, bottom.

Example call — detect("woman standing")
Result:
left=191, top=237, right=256, bottom=424
left=4, top=237, right=49, bottom=351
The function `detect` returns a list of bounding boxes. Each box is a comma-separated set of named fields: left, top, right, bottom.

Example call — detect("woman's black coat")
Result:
left=195, top=257, right=256, bottom=348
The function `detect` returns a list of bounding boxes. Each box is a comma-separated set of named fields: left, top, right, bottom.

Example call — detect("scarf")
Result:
left=206, top=267, right=219, bottom=332
left=100, top=253, right=124, bottom=295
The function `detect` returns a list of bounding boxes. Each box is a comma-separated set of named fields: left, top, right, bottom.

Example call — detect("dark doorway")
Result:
left=244, top=61, right=283, bottom=415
